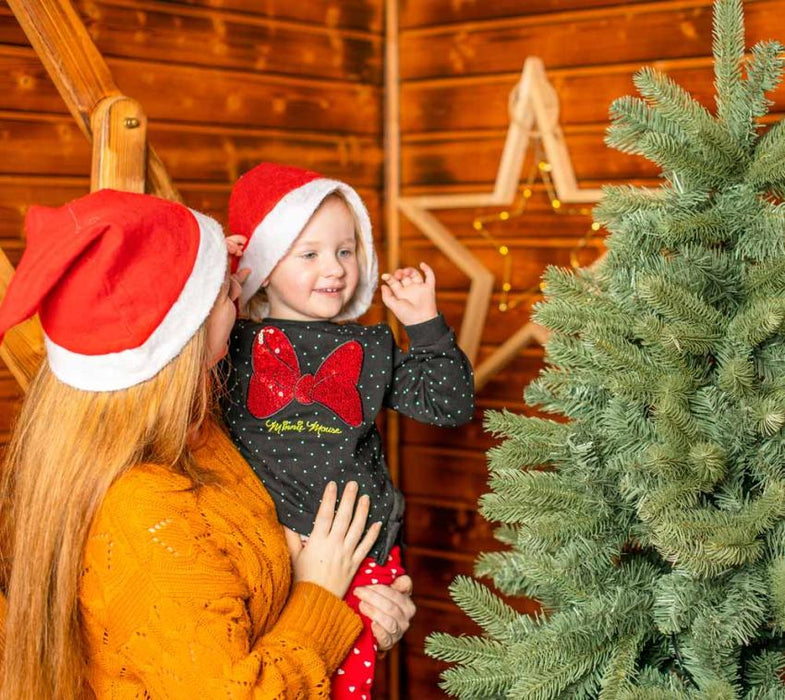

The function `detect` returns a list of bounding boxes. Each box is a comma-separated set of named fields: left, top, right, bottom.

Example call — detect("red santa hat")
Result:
left=229, top=162, right=377, bottom=321
left=0, top=189, right=227, bottom=392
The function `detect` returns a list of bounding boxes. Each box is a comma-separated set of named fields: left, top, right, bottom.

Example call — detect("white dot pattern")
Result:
left=222, top=316, right=475, bottom=562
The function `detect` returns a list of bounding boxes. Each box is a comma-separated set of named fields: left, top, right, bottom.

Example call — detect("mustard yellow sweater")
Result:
left=78, top=420, right=362, bottom=698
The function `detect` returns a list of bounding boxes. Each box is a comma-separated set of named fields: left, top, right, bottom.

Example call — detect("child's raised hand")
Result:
left=380, top=262, right=438, bottom=326
left=226, top=234, right=246, bottom=257
left=285, top=481, right=381, bottom=599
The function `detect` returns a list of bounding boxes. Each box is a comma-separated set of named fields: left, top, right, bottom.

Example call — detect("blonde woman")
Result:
left=0, top=189, right=415, bottom=699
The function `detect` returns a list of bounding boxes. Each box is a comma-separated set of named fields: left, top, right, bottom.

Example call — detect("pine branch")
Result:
left=713, top=0, right=747, bottom=142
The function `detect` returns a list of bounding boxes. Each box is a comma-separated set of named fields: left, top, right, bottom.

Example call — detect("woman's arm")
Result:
left=80, top=471, right=367, bottom=698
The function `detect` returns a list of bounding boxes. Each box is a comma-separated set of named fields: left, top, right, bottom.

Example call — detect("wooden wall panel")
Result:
left=0, top=0, right=388, bottom=692
left=7, top=0, right=785, bottom=696
left=402, top=59, right=785, bottom=132
left=163, top=0, right=384, bottom=32
left=396, top=1, right=785, bottom=696
left=400, top=1, right=785, bottom=79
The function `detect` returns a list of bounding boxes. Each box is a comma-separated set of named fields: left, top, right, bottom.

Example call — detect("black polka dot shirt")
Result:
left=222, top=314, right=475, bottom=563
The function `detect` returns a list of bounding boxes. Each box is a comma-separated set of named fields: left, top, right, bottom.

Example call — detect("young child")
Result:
left=223, top=162, right=474, bottom=698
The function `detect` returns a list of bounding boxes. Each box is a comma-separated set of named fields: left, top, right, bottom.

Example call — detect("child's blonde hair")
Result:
left=0, top=327, right=210, bottom=700
left=245, top=191, right=369, bottom=322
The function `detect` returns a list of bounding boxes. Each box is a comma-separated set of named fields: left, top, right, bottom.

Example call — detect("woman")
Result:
left=0, top=189, right=415, bottom=699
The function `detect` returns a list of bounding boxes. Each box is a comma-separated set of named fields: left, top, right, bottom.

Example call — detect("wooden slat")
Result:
left=398, top=0, right=782, bottom=80
left=401, top=58, right=785, bottom=133
left=403, top=216, right=598, bottom=242
left=406, top=548, right=475, bottom=602
left=0, top=176, right=382, bottom=239
left=402, top=649, right=450, bottom=700
left=399, top=0, right=654, bottom=29
left=399, top=238, right=603, bottom=291
left=0, top=47, right=381, bottom=135
left=401, top=128, right=660, bottom=186
left=400, top=445, right=488, bottom=502
left=0, top=175, right=382, bottom=232
left=405, top=500, right=500, bottom=552
left=402, top=177, right=657, bottom=196
left=4, top=0, right=178, bottom=200
left=155, top=0, right=384, bottom=32
left=0, top=116, right=383, bottom=186
left=67, top=1, right=382, bottom=83
left=475, top=344, right=545, bottom=403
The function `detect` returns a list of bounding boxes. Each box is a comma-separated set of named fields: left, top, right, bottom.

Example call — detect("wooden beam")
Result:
left=90, top=96, right=148, bottom=194
left=384, top=0, right=402, bottom=696
left=6, top=0, right=179, bottom=201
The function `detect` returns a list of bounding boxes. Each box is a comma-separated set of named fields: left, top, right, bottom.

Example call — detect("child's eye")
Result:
left=339, top=249, right=355, bottom=258
left=300, top=252, right=317, bottom=260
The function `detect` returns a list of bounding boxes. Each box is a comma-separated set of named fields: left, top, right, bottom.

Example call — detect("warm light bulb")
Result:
left=523, top=189, right=532, bottom=198
left=473, top=219, right=483, bottom=230
left=499, top=211, right=510, bottom=220
left=502, top=282, right=512, bottom=292
left=499, top=302, right=508, bottom=311
left=552, top=199, right=561, bottom=209
left=499, top=245, right=509, bottom=255
left=591, top=222, right=601, bottom=231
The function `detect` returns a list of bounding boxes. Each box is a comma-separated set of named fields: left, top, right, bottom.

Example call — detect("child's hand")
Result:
left=226, top=234, right=246, bottom=257
left=380, top=262, right=438, bottom=326
left=284, top=481, right=381, bottom=599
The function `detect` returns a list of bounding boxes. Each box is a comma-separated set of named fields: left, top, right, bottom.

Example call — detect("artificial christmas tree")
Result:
left=426, top=1, right=785, bottom=697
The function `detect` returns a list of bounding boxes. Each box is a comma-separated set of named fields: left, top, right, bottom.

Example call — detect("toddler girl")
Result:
left=223, top=163, right=474, bottom=698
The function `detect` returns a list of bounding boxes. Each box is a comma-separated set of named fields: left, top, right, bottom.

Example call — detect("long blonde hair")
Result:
left=0, top=327, right=210, bottom=700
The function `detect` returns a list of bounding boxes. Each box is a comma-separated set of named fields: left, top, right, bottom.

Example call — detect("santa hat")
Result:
left=0, top=189, right=226, bottom=392
left=229, top=162, right=377, bottom=320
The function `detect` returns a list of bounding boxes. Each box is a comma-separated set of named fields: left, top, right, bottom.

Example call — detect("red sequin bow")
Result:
left=247, top=326, right=364, bottom=427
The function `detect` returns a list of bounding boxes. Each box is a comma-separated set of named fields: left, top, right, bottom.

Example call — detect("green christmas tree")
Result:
left=425, top=1, right=785, bottom=697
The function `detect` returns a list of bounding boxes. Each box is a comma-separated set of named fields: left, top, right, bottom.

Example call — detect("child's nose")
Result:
left=323, top=256, right=347, bottom=277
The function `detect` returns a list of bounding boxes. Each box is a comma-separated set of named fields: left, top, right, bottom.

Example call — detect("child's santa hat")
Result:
left=229, top=162, right=377, bottom=321
left=0, top=189, right=226, bottom=392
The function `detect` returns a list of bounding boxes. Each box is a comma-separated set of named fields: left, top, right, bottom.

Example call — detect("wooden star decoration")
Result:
left=398, top=56, right=604, bottom=390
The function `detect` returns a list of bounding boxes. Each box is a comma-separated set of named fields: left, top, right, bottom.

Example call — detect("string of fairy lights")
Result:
left=471, top=137, right=603, bottom=312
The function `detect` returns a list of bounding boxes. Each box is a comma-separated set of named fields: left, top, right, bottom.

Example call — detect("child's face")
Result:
left=264, top=195, right=360, bottom=322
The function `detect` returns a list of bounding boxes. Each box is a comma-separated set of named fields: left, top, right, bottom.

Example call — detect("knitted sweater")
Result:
left=224, top=314, right=475, bottom=562
left=78, top=419, right=362, bottom=698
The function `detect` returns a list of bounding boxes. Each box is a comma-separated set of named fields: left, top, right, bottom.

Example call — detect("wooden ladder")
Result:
left=1, top=0, right=181, bottom=390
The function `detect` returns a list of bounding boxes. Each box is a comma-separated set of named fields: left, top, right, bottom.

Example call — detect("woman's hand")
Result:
left=284, top=481, right=381, bottom=599
left=355, top=575, right=416, bottom=652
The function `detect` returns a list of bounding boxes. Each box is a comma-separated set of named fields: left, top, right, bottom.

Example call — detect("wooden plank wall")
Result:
left=5, top=0, right=785, bottom=697
left=0, top=0, right=390, bottom=692
left=396, top=0, right=785, bottom=696
left=0, top=3, right=383, bottom=468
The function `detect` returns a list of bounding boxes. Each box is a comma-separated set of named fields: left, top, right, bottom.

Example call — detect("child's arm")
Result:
left=381, top=263, right=474, bottom=427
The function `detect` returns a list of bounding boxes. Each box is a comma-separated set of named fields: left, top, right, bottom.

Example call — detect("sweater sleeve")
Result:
left=383, top=314, right=475, bottom=426
left=80, top=472, right=361, bottom=699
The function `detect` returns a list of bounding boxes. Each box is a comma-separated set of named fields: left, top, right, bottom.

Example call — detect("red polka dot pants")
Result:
left=331, top=546, right=404, bottom=699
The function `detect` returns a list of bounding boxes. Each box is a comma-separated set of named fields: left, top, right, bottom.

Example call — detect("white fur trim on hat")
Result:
left=238, top=178, right=377, bottom=321
left=45, top=210, right=227, bottom=392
